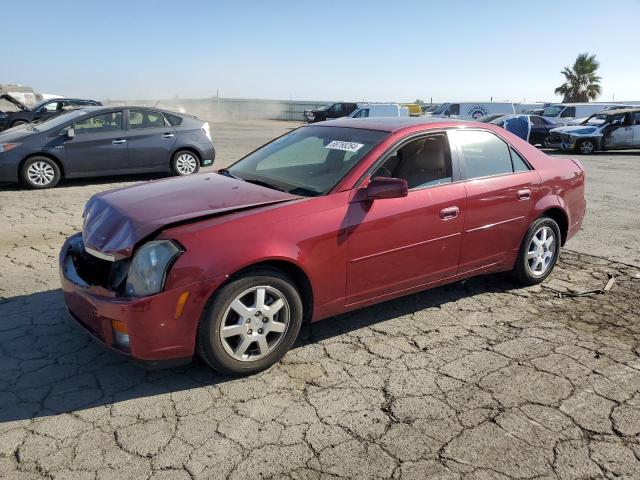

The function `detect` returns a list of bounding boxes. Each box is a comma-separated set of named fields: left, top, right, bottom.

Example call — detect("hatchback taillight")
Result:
left=202, top=122, right=212, bottom=142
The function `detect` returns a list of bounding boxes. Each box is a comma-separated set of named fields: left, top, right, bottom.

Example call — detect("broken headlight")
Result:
left=125, top=240, right=181, bottom=297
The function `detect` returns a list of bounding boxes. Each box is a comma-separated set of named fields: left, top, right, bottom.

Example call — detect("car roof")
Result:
left=595, top=108, right=640, bottom=115
left=63, top=105, right=187, bottom=115
left=311, top=116, right=469, bottom=133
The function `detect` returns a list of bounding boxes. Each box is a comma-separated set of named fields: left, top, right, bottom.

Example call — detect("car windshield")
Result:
left=431, top=103, right=449, bottom=114
left=26, top=109, right=87, bottom=131
left=227, top=126, right=388, bottom=196
left=542, top=106, right=564, bottom=117
left=585, top=114, right=608, bottom=126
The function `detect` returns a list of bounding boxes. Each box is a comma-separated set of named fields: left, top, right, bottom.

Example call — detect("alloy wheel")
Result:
left=579, top=140, right=594, bottom=154
left=175, top=153, right=197, bottom=175
left=219, top=286, right=290, bottom=362
left=27, top=161, right=55, bottom=186
left=526, top=226, right=556, bottom=277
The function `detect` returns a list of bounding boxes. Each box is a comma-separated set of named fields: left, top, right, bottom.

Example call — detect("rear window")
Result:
left=165, top=113, right=183, bottom=126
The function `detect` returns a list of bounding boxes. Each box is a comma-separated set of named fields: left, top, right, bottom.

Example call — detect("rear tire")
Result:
left=20, top=156, right=61, bottom=189
left=196, top=268, right=303, bottom=375
left=171, top=150, right=200, bottom=176
left=512, top=217, right=561, bottom=285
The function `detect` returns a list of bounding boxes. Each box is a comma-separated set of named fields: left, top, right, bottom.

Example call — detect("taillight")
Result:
left=202, top=122, right=212, bottom=142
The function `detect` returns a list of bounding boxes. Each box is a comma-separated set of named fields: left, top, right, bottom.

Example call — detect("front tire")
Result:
left=171, top=150, right=200, bottom=176
left=577, top=139, right=595, bottom=155
left=20, top=156, right=61, bottom=189
left=512, top=217, right=561, bottom=285
left=197, top=268, right=303, bottom=375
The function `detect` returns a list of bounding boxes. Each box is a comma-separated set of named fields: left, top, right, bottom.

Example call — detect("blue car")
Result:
left=0, top=106, right=215, bottom=188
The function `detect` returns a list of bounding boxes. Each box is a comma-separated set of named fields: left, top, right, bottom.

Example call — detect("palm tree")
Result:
left=555, top=53, right=602, bottom=102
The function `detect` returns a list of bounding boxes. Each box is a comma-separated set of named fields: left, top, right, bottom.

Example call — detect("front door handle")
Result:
left=517, top=189, right=531, bottom=200
left=439, top=206, right=459, bottom=220
left=112, top=139, right=126, bottom=145
left=161, top=133, right=174, bottom=139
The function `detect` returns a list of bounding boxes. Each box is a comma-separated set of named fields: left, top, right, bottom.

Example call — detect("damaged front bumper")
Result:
left=59, top=233, right=225, bottom=368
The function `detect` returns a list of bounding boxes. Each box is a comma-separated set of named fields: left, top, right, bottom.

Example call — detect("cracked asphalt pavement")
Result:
left=1, top=120, right=640, bottom=479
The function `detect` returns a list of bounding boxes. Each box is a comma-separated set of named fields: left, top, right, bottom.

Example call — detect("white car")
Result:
left=547, top=108, right=640, bottom=154
left=540, top=103, right=623, bottom=125
left=348, top=103, right=409, bottom=118
left=566, top=105, right=636, bottom=125
left=429, top=102, right=515, bottom=120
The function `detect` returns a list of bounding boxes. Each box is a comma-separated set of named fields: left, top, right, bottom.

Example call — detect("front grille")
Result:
left=68, top=238, right=129, bottom=293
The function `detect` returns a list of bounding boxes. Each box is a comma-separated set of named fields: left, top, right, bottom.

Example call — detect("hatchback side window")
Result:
left=129, top=110, right=166, bottom=129
left=74, top=111, right=123, bottom=134
left=454, top=130, right=513, bottom=179
left=372, top=134, right=453, bottom=189
left=561, top=107, right=576, bottom=118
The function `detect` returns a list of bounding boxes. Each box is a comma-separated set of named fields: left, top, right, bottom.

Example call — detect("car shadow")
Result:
left=0, top=273, right=515, bottom=424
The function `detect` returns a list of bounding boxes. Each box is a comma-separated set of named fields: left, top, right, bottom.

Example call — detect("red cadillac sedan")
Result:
left=60, top=118, right=586, bottom=374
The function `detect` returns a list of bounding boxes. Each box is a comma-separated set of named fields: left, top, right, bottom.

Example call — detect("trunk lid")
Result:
left=82, top=173, right=300, bottom=260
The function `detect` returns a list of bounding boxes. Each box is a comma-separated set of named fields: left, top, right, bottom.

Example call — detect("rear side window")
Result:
left=510, top=147, right=530, bottom=172
left=74, top=111, right=123, bottom=134
left=165, top=113, right=183, bottom=126
left=561, top=107, right=576, bottom=118
left=453, top=130, right=513, bottom=179
left=128, top=110, right=166, bottom=129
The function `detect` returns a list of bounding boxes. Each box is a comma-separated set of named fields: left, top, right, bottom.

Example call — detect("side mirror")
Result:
left=365, top=177, right=408, bottom=200
left=67, top=128, right=75, bottom=138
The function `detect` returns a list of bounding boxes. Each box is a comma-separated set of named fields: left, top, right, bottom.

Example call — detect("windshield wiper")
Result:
left=218, top=168, right=241, bottom=180
left=243, top=178, right=285, bottom=192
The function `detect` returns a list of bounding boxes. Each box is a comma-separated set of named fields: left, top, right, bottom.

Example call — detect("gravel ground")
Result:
left=1, top=120, right=639, bottom=479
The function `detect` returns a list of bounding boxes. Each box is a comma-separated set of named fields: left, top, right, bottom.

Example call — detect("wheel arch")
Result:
left=19, top=152, right=66, bottom=179
left=539, top=207, right=569, bottom=246
left=220, top=258, right=314, bottom=323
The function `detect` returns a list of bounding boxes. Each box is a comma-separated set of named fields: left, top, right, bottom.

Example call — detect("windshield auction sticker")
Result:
left=325, top=141, right=364, bottom=152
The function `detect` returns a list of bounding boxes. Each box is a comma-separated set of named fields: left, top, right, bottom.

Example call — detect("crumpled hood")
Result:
left=550, top=125, right=601, bottom=135
left=82, top=173, right=300, bottom=260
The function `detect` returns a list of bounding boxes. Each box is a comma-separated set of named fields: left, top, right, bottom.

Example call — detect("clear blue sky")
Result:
left=2, top=0, right=639, bottom=103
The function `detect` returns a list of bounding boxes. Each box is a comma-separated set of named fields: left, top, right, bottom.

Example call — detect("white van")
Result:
left=541, top=103, right=623, bottom=124
left=429, top=102, right=515, bottom=120
left=514, top=103, right=547, bottom=114
left=349, top=103, right=409, bottom=118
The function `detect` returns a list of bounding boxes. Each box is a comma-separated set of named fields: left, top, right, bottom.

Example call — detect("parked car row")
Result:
left=0, top=106, right=215, bottom=188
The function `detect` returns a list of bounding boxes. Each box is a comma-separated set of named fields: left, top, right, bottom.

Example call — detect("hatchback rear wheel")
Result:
left=171, top=150, right=200, bottom=176
left=197, top=268, right=303, bottom=375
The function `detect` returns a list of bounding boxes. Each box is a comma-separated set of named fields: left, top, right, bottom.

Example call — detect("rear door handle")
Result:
left=112, top=139, right=126, bottom=145
left=439, top=206, right=459, bottom=220
left=517, top=189, right=531, bottom=200
left=161, top=133, right=174, bottom=139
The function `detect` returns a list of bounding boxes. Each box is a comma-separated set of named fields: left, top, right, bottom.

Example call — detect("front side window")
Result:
left=74, top=111, right=123, bottom=134
left=529, top=115, right=544, bottom=125
left=128, top=110, right=166, bottom=129
left=449, top=104, right=460, bottom=115
left=542, top=106, right=563, bottom=117
left=38, top=101, right=63, bottom=113
left=331, top=104, right=344, bottom=113
left=372, top=134, right=453, bottom=189
left=228, top=126, right=387, bottom=196
left=633, top=112, right=640, bottom=125
left=453, top=130, right=514, bottom=179
left=352, top=109, right=369, bottom=118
